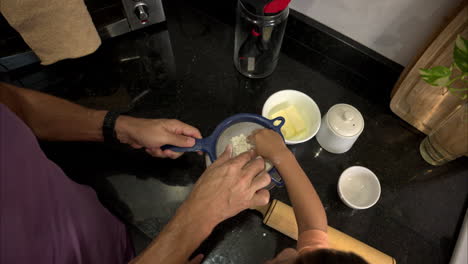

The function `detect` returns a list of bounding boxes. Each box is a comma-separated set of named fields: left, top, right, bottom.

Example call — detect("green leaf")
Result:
left=454, top=35, right=468, bottom=73
left=419, top=66, right=452, bottom=86
left=455, top=35, right=468, bottom=53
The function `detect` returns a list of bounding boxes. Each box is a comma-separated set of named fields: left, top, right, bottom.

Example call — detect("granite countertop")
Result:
left=32, top=0, right=468, bottom=263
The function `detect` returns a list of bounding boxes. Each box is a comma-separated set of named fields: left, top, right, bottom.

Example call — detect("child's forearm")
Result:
left=274, top=150, right=327, bottom=234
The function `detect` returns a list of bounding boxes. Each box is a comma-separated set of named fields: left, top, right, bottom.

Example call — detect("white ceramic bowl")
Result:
left=262, top=90, right=321, bottom=145
left=337, top=166, right=381, bottom=210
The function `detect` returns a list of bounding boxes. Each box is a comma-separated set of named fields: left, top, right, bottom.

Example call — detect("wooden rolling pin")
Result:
left=254, top=199, right=396, bottom=264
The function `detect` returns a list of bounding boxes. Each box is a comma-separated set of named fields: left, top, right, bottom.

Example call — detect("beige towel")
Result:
left=0, top=0, right=101, bottom=65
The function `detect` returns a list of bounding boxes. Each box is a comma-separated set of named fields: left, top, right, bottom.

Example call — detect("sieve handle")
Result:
left=269, top=168, right=285, bottom=186
left=269, top=116, right=286, bottom=136
left=161, top=138, right=210, bottom=153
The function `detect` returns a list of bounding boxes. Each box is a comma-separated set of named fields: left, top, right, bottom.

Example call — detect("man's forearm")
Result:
left=131, top=201, right=216, bottom=264
left=0, top=82, right=106, bottom=141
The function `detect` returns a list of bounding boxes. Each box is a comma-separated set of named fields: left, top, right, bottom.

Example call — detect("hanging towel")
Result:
left=0, top=0, right=101, bottom=65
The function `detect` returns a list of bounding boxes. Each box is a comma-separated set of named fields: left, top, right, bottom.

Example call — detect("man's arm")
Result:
left=0, top=82, right=106, bottom=141
left=131, top=146, right=271, bottom=264
left=0, top=82, right=201, bottom=158
left=130, top=201, right=215, bottom=264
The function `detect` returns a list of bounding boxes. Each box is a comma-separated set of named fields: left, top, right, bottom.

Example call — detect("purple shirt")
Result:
left=0, top=104, right=134, bottom=264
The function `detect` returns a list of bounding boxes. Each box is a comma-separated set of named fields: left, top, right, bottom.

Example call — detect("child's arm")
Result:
left=251, top=129, right=327, bottom=234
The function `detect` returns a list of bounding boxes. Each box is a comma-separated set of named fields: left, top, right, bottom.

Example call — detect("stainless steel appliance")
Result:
left=95, top=0, right=166, bottom=38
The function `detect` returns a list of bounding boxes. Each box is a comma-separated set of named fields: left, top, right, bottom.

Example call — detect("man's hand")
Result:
left=115, top=116, right=202, bottom=159
left=184, top=145, right=272, bottom=226
left=130, top=146, right=272, bottom=264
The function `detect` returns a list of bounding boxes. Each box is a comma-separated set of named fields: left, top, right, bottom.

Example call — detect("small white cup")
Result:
left=262, top=90, right=321, bottom=145
left=337, top=166, right=381, bottom=210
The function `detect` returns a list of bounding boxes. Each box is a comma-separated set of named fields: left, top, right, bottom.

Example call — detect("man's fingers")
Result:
left=181, top=124, right=202, bottom=139
left=188, top=254, right=204, bottom=264
left=231, top=150, right=255, bottom=168
left=131, top=143, right=143, bottom=149
left=146, top=148, right=164, bottom=157
left=165, top=132, right=196, bottom=148
left=242, top=157, right=265, bottom=180
left=250, top=189, right=270, bottom=207
left=212, top=144, right=233, bottom=166
left=146, top=148, right=183, bottom=159
left=169, top=119, right=202, bottom=139
left=163, top=149, right=183, bottom=159
left=250, top=171, right=271, bottom=191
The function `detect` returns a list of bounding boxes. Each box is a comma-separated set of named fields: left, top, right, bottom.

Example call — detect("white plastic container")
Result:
left=316, top=104, right=364, bottom=154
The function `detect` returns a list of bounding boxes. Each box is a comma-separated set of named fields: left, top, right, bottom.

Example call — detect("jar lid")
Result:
left=326, top=104, right=364, bottom=137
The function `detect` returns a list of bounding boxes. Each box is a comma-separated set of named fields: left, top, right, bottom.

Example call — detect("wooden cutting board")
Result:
left=390, top=4, right=468, bottom=135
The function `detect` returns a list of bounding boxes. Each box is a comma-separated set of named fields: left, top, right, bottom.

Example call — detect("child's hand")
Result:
left=250, top=129, right=290, bottom=165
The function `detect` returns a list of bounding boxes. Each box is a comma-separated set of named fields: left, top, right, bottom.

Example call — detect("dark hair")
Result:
left=295, top=249, right=369, bottom=264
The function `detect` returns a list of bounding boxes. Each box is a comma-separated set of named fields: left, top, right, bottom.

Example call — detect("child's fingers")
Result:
left=247, top=134, right=255, bottom=144
left=250, top=129, right=261, bottom=135
left=247, top=129, right=261, bottom=142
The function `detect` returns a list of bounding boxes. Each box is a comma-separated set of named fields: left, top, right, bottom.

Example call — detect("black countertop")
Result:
left=23, top=0, right=468, bottom=263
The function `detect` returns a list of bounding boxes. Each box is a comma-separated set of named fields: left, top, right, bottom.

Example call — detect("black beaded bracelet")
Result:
left=102, top=110, right=122, bottom=144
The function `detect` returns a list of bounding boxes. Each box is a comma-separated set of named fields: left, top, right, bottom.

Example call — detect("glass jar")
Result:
left=233, top=0, right=289, bottom=78
left=419, top=103, right=467, bottom=165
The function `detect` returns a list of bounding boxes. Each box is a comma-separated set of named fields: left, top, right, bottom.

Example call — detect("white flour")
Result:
left=230, top=134, right=253, bottom=156
left=230, top=133, right=273, bottom=172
